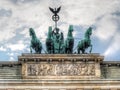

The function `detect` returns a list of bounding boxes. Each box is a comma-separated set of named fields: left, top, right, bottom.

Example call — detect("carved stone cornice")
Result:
left=18, top=53, right=104, bottom=63
left=0, top=61, right=21, bottom=67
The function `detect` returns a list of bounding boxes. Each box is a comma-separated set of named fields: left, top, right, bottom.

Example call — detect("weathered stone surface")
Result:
left=18, top=53, right=103, bottom=62
left=0, top=79, right=119, bottom=89
left=101, top=61, right=120, bottom=79
left=19, top=53, right=103, bottom=79
left=0, top=54, right=120, bottom=89
left=0, top=62, right=21, bottom=79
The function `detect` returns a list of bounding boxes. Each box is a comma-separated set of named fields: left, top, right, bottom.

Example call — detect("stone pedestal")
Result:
left=18, top=53, right=104, bottom=79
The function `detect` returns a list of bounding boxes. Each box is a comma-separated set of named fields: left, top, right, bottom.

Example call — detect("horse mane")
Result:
left=84, top=27, right=92, bottom=39
left=29, top=28, right=37, bottom=38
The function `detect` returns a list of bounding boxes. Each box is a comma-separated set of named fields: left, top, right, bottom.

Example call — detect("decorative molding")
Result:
left=18, top=53, right=104, bottom=63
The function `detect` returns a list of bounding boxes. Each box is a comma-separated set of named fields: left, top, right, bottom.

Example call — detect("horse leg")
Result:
left=39, top=48, right=42, bottom=54
left=68, top=48, right=71, bottom=54
left=77, top=48, right=80, bottom=54
left=30, top=45, right=32, bottom=53
left=70, top=49, right=72, bottom=54
left=70, top=50, right=71, bottom=54
left=82, top=49, right=85, bottom=54
left=65, top=48, right=67, bottom=54
left=37, top=45, right=42, bottom=54
left=89, top=44, right=92, bottom=53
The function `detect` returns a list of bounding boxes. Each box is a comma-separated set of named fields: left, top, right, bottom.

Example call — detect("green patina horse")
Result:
left=46, top=26, right=54, bottom=54
left=77, top=27, right=92, bottom=54
left=65, top=25, right=74, bottom=54
left=59, top=32, right=65, bottom=54
left=29, top=28, right=42, bottom=54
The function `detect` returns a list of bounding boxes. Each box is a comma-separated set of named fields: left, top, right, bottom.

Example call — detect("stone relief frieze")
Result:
left=38, top=64, right=54, bottom=76
left=27, top=64, right=37, bottom=76
left=26, top=63, right=95, bottom=76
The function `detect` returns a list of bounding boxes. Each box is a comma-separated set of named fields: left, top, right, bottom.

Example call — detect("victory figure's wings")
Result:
left=49, top=7, right=54, bottom=13
left=56, top=6, right=61, bottom=13
left=49, top=6, right=61, bottom=15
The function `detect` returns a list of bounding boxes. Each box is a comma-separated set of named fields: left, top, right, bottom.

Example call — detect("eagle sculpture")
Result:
left=49, top=6, right=61, bottom=16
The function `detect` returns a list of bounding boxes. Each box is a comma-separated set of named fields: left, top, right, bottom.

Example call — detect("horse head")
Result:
left=69, top=25, right=74, bottom=32
left=67, top=25, right=74, bottom=38
left=88, top=27, right=92, bottom=35
left=48, top=26, right=52, bottom=39
left=29, top=28, right=35, bottom=37
left=85, top=27, right=92, bottom=39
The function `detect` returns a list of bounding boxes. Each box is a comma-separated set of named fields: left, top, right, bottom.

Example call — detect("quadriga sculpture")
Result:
left=77, top=27, right=92, bottom=54
left=29, top=28, right=42, bottom=54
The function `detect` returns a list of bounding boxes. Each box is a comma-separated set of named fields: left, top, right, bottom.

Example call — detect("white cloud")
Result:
left=0, top=46, right=6, bottom=51
left=7, top=43, right=26, bottom=51
left=7, top=52, right=14, bottom=56
left=0, top=0, right=120, bottom=60
left=0, top=0, right=119, bottom=42
left=60, top=0, right=119, bottom=25
left=104, top=33, right=120, bottom=56
left=9, top=56, right=15, bottom=61
left=94, top=14, right=117, bottom=41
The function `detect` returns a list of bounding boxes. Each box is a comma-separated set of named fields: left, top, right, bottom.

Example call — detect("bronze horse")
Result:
left=29, top=28, right=42, bottom=54
left=65, top=25, right=74, bottom=54
left=77, top=27, right=92, bottom=54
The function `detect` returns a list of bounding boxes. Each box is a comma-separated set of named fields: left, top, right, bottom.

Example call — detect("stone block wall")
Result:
left=101, top=61, right=120, bottom=79
left=0, top=62, right=22, bottom=79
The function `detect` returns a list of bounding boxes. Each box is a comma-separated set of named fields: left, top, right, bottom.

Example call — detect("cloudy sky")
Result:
left=0, top=0, right=120, bottom=61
